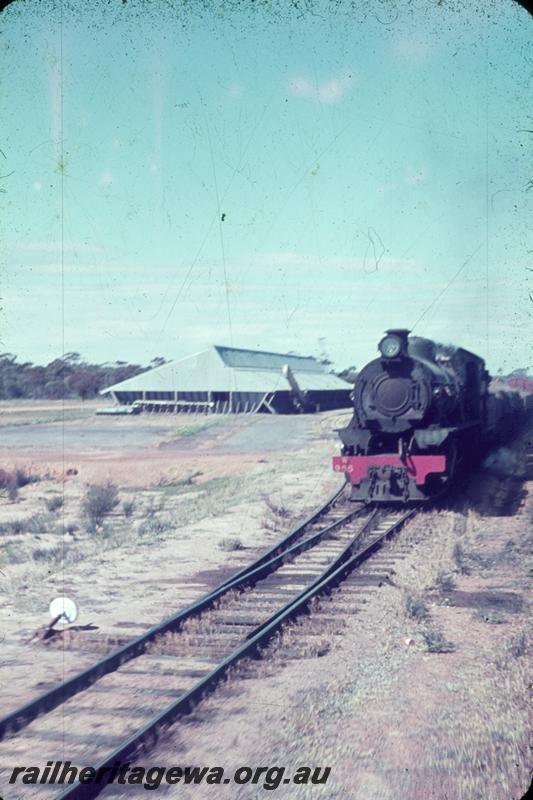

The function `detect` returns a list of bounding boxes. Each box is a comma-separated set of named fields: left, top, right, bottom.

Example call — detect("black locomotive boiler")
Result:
left=333, top=329, right=526, bottom=502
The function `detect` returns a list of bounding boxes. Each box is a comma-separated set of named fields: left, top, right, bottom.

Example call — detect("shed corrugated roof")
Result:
left=101, top=345, right=350, bottom=395
left=215, top=345, right=322, bottom=372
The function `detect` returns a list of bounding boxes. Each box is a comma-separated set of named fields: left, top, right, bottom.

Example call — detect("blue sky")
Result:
left=0, top=0, right=531, bottom=373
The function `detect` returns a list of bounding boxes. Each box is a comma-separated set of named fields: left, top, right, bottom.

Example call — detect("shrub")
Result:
left=122, top=499, right=135, bottom=518
left=0, top=470, right=18, bottom=502
left=453, top=543, right=471, bottom=574
left=14, top=468, right=39, bottom=487
left=6, top=479, right=18, bottom=503
left=0, top=519, right=25, bottom=535
left=218, top=536, right=244, bottom=552
left=423, top=628, right=456, bottom=653
left=263, top=495, right=291, bottom=519
left=144, top=499, right=162, bottom=518
left=81, top=482, right=119, bottom=529
left=300, top=637, right=331, bottom=658
left=0, top=467, right=39, bottom=502
left=507, top=632, right=527, bottom=659
left=2, top=542, right=27, bottom=563
left=138, top=516, right=172, bottom=537
left=33, top=545, right=64, bottom=562
left=435, top=572, right=456, bottom=593
left=25, top=514, right=48, bottom=534
left=405, top=592, right=429, bottom=621
left=0, top=514, right=49, bottom=536
left=45, top=495, right=63, bottom=512
left=64, top=521, right=79, bottom=535
left=472, top=608, right=506, bottom=624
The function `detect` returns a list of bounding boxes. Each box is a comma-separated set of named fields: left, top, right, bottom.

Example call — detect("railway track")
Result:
left=0, top=483, right=347, bottom=740
left=0, top=488, right=417, bottom=800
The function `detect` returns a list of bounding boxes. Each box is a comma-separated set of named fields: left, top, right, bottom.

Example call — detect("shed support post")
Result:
left=258, top=392, right=276, bottom=414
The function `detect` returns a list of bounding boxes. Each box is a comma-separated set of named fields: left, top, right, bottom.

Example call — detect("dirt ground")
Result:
left=143, top=495, right=531, bottom=800
left=0, top=403, right=343, bottom=715
left=0, top=400, right=321, bottom=483
left=0, top=403, right=531, bottom=800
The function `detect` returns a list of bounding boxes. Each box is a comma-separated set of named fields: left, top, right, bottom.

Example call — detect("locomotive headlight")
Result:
left=379, top=335, right=401, bottom=358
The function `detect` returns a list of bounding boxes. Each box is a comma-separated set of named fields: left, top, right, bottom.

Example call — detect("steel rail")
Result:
left=213, top=481, right=358, bottom=590
left=0, top=482, right=350, bottom=741
left=54, top=508, right=416, bottom=800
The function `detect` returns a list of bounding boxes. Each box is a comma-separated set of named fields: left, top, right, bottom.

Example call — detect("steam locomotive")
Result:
left=333, top=329, right=526, bottom=503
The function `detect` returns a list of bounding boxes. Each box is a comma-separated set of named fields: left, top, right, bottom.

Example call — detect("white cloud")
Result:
left=99, top=171, right=114, bottom=187
left=288, top=71, right=353, bottom=104
left=7, top=240, right=103, bottom=255
left=392, top=33, right=432, bottom=62
left=376, top=182, right=397, bottom=195
left=251, top=251, right=423, bottom=275
left=226, top=82, right=244, bottom=98
left=405, top=170, right=427, bottom=186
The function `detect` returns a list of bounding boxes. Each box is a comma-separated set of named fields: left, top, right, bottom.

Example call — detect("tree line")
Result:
left=0, top=351, right=528, bottom=400
left=0, top=352, right=167, bottom=400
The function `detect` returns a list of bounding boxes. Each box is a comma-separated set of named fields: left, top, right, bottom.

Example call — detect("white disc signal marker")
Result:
left=49, top=596, right=78, bottom=625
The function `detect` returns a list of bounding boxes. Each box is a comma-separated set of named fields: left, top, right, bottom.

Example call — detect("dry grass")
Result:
left=138, top=516, right=174, bottom=538
left=423, top=625, right=530, bottom=798
left=263, top=495, right=292, bottom=519
left=401, top=582, right=455, bottom=653
left=145, top=608, right=226, bottom=652
left=0, top=471, right=270, bottom=605
left=261, top=493, right=294, bottom=532
left=155, top=470, right=203, bottom=487
left=218, top=536, right=245, bottom=552
left=0, top=513, right=50, bottom=537
left=0, top=468, right=269, bottom=586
